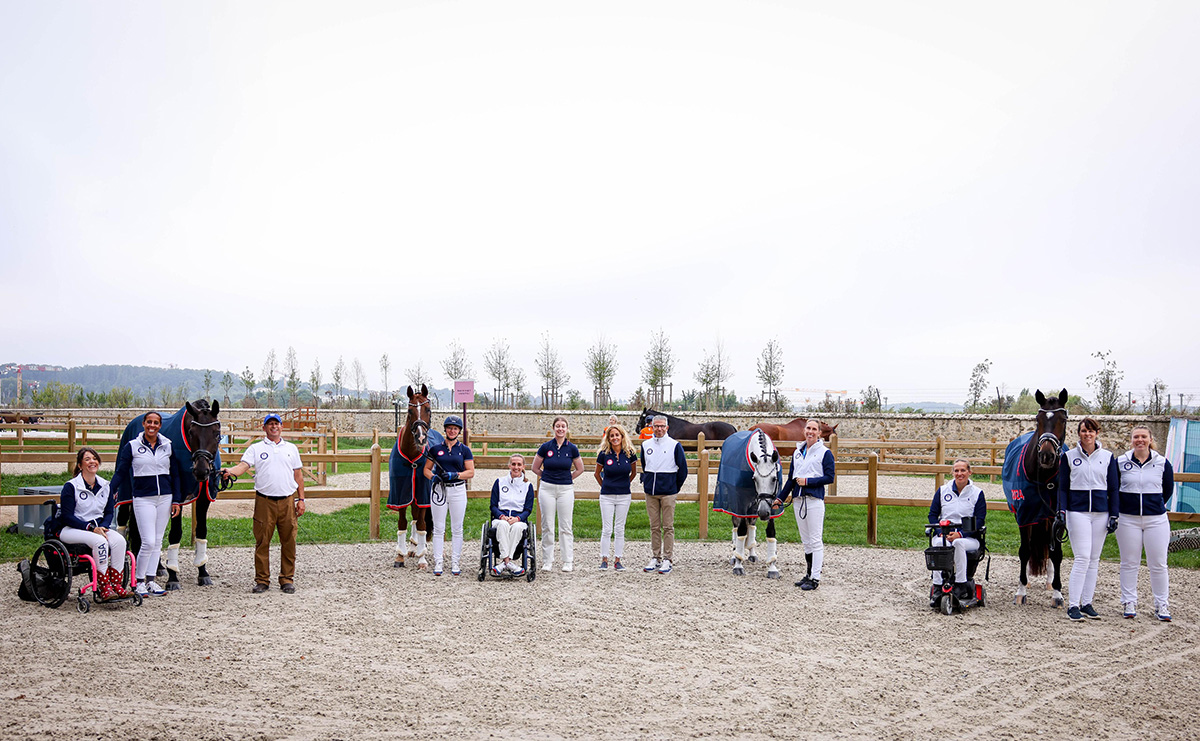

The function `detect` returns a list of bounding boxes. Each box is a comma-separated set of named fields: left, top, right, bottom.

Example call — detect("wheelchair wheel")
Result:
left=131, top=591, right=144, bottom=607
left=478, top=522, right=490, bottom=581
left=77, top=595, right=90, bottom=614
left=30, top=540, right=73, bottom=609
left=940, top=594, right=954, bottom=616
left=122, top=552, right=135, bottom=594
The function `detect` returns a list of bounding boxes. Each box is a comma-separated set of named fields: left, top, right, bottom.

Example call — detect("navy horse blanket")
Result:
left=388, top=429, right=442, bottom=510
left=713, top=431, right=785, bottom=519
left=115, top=406, right=222, bottom=506
left=1001, top=431, right=1055, bottom=528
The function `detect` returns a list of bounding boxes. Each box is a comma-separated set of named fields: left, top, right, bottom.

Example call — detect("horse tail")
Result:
left=1027, top=522, right=1050, bottom=577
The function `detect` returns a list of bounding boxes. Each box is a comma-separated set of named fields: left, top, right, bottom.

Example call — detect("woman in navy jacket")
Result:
left=52, top=447, right=129, bottom=601
left=490, top=454, right=536, bottom=576
left=776, top=420, right=835, bottom=590
left=114, top=411, right=181, bottom=596
left=1056, top=417, right=1119, bottom=621
left=1115, top=425, right=1175, bottom=621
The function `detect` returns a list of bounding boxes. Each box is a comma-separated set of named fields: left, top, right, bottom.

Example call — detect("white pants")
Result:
left=929, top=535, right=980, bottom=585
left=599, top=494, right=631, bottom=559
left=133, top=494, right=172, bottom=580
left=432, top=482, right=467, bottom=571
left=59, top=526, right=127, bottom=574
left=539, top=482, right=575, bottom=566
left=792, top=496, right=825, bottom=581
left=1116, top=513, right=1170, bottom=610
left=1066, top=511, right=1108, bottom=609
left=491, top=519, right=528, bottom=560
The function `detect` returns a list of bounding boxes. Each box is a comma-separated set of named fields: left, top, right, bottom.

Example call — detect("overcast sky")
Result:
left=2, top=1, right=1197, bottom=405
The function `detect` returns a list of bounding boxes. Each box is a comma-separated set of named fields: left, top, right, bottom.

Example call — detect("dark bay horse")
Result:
left=1011, top=389, right=1067, bottom=606
left=713, top=430, right=784, bottom=577
left=636, top=408, right=736, bottom=441
left=749, top=417, right=838, bottom=442
left=116, top=400, right=225, bottom=589
left=388, top=385, right=434, bottom=568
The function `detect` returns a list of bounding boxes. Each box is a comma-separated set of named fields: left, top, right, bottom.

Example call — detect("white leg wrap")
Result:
left=733, top=534, right=747, bottom=562
left=396, top=530, right=406, bottom=555
left=415, top=531, right=428, bottom=567
left=193, top=539, right=208, bottom=567
left=407, top=522, right=417, bottom=555
left=166, top=544, right=180, bottom=571
left=765, top=538, right=778, bottom=566
left=746, top=524, right=758, bottom=557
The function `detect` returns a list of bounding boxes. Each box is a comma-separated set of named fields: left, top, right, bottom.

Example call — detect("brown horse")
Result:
left=0, top=412, right=42, bottom=424
left=749, top=418, right=837, bottom=441
left=388, top=385, right=434, bottom=568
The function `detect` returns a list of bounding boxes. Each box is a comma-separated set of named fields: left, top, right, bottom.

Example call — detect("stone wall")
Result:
left=9, top=407, right=1174, bottom=449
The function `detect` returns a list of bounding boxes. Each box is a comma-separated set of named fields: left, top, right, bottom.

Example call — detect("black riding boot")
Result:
left=795, top=553, right=814, bottom=588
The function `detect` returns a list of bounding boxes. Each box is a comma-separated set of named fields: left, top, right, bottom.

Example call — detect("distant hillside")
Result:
left=885, top=401, right=965, bottom=413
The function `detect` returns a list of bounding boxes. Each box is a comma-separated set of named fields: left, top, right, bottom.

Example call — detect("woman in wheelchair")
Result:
left=52, top=447, right=130, bottom=601
left=927, top=459, right=987, bottom=607
left=489, top=454, right=536, bottom=576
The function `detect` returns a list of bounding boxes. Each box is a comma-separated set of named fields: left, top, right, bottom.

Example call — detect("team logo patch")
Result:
left=646, top=449, right=653, bottom=455
left=1073, top=458, right=1082, bottom=466
left=606, top=458, right=613, bottom=466
left=944, top=493, right=953, bottom=502
left=79, top=490, right=91, bottom=500
left=260, top=452, right=269, bottom=460
left=138, top=446, right=147, bottom=454
left=501, top=486, right=508, bottom=493
left=437, top=451, right=444, bottom=456
left=1124, top=462, right=1133, bottom=470
left=547, top=450, right=554, bottom=457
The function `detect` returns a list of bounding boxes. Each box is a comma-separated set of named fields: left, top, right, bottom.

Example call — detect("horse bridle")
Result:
left=408, top=399, right=431, bottom=442
left=187, top=418, right=232, bottom=492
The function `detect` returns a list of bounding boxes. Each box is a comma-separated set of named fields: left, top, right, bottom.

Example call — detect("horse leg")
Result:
left=732, top=520, right=747, bottom=576
left=195, top=495, right=213, bottom=586
left=413, top=506, right=430, bottom=570
left=1048, top=539, right=1064, bottom=608
left=394, top=508, right=408, bottom=567
left=1014, top=530, right=1029, bottom=605
left=746, top=523, right=759, bottom=563
left=765, top=519, right=780, bottom=580
left=165, top=510, right=183, bottom=591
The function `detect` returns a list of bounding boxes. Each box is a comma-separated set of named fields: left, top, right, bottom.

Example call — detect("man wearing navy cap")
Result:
left=221, top=413, right=305, bottom=593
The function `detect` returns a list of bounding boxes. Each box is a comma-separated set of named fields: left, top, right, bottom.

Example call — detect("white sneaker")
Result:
left=145, top=581, right=166, bottom=596
left=135, top=582, right=149, bottom=596
left=562, top=563, right=573, bottom=573
left=541, top=561, right=552, bottom=572
left=659, top=559, right=673, bottom=574
left=644, top=558, right=659, bottom=573
left=508, top=560, right=523, bottom=574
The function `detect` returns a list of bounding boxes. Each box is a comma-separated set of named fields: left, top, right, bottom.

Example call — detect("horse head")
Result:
left=184, top=399, right=222, bottom=483
left=820, top=422, right=838, bottom=440
left=405, top=384, right=431, bottom=449
left=747, top=430, right=781, bottom=520
left=1032, top=389, right=1068, bottom=473
left=636, top=408, right=655, bottom=432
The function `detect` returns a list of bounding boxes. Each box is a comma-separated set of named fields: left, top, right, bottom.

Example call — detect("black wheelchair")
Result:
left=477, top=519, right=537, bottom=582
left=22, top=500, right=143, bottom=613
left=924, top=516, right=989, bottom=615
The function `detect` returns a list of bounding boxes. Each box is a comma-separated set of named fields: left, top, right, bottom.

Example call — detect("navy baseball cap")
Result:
left=263, top=414, right=282, bottom=425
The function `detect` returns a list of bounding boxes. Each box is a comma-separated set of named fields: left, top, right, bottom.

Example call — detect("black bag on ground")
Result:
left=16, top=559, right=36, bottom=602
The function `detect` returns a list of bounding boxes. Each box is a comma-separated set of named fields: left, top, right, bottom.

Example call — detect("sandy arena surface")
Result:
left=0, top=539, right=1195, bottom=740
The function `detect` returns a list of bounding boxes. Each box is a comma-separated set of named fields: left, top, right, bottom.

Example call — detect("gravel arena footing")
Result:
left=1, top=541, right=1196, bottom=740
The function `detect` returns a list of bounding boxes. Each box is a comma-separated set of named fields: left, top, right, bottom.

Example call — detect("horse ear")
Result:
left=406, top=386, right=414, bottom=400
left=1035, top=390, right=1046, bottom=406
left=185, top=400, right=200, bottom=419
left=211, top=400, right=220, bottom=417
left=750, top=450, right=759, bottom=465
left=1058, top=388, right=1068, bottom=405
left=420, top=383, right=428, bottom=397
left=771, top=449, right=780, bottom=464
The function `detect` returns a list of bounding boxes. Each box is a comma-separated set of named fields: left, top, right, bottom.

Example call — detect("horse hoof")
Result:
left=747, top=555, right=758, bottom=564
left=728, top=557, right=737, bottom=566
left=732, top=566, right=744, bottom=576
left=1053, top=597, right=1063, bottom=608
left=166, top=581, right=182, bottom=592
left=197, top=576, right=213, bottom=586
left=393, top=560, right=405, bottom=568
left=767, top=571, right=781, bottom=580
left=1013, top=595, right=1026, bottom=605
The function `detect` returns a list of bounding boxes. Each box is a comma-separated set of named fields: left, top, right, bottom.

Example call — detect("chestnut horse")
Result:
left=388, top=385, right=434, bottom=568
left=749, top=417, right=837, bottom=442
left=635, top=408, right=736, bottom=441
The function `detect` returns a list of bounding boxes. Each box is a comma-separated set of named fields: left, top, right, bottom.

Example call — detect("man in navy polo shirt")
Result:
left=222, top=413, right=306, bottom=593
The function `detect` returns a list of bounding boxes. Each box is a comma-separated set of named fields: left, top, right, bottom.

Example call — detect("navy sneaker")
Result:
left=1080, top=604, right=1101, bottom=620
left=613, top=559, right=625, bottom=572
left=1067, top=606, right=1083, bottom=621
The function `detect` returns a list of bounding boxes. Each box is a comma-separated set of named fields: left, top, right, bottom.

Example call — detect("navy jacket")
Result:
left=114, top=435, right=183, bottom=502
left=779, top=447, right=836, bottom=502
left=640, top=438, right=688, bottom=496
left=1056, top=449, right=1119, bottom=516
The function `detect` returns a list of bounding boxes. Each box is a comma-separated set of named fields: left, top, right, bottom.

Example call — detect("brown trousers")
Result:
left=253, top=494, right=297, bottom=586
left=645, top=494, right=677, bottom=560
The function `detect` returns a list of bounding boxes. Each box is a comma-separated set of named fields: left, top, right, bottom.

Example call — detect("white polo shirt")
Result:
left=241, top=437, right=303, bottom=498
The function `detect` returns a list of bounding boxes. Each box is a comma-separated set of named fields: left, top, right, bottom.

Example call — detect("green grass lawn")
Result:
left=3, top=472, right=1198, bottom=568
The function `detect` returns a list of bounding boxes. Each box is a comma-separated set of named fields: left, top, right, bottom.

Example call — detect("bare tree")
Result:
left=757, top=338, right=785, bottom=407
left=1145, top=378, right=1168, bottom=415
left=332, top=356, right=346, bottom=402
left=536, top=332, right=570, bottom=407
left=694, top=339, right=732, bottom=410
left=584, top=335, right=619, bottom=408
left=220, top=370, right=235, bottom=405
left=261, top=349, right=279, bottom=406
left=405, top=360, right=431, bottom=390
left=441, top=339, right=474, bottom=382
left=483, top=339, right=513, bottom=407
left=379, top=353, right=392, bottom=397
left=308, top=359, right=322, bottom=408
left=965, top=359, right=991, bottom=412
left=1087, top=350, right=1128, bottom=414
left=202, top=370, right=214, bottom=401
left=284, top=347, right=300, bottom=406
left=240, top=366, right=256, bottom=405
left=641, top=329, right=675, bottom=405
left=352, top=358, right=367, bottom=405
